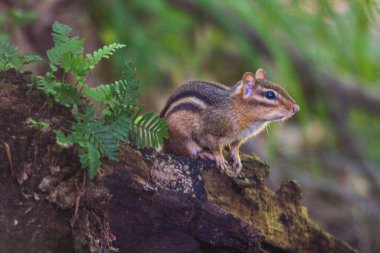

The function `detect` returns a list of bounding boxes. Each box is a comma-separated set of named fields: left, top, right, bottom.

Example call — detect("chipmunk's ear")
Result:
left=255, top=68, right=266, bottom=80
left=242, top=72, right=256, bottom=98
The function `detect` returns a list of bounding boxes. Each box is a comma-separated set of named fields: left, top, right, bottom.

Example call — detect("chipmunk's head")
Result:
left=237, top=68, right=299, bottom=122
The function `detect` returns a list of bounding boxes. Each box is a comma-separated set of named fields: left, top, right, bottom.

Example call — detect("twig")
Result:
left=71, top=170, right=87, bottom=227
left=39, top=101, right=48, bottom=112
left=1, top=140, right=14, bottom=174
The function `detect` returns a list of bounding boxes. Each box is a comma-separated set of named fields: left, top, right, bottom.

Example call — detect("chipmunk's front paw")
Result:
left=215, top=156, right=228, bottom=173
left=231, top=157, right=242, bottom=176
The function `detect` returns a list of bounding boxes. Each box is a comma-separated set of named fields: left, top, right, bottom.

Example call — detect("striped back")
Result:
left=160, top=80, right=230, bottom=118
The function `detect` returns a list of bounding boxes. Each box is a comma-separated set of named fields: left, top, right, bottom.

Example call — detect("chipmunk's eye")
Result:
left=264, top=91, right=277, bottom=100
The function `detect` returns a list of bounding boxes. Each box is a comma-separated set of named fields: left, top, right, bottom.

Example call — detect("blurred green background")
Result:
left=1, top=0, right=380, bottom=252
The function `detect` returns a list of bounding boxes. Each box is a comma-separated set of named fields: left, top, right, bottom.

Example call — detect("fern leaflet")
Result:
left=0, top=40, right=17, bottom=66
left=52, top=21, right=73, bottom=45
left=47, top=38, right=85, bottom=65
left=79, top=142, right=101, bottom=180
left=21, top=54, right=43, bottom=65
left=132, top=111, right=169, bottom=148
left=86, top=43, right=126, bottom=69
left=0, top=40, right=41, bottom=70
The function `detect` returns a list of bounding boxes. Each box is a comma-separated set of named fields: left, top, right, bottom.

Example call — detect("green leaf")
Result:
left=86, top=43, right=126, bottom=69
left=87, top=120, right=119, bottom=161
left=11, top=55, right=23, bottom=70
left=1, top=42, right=40, bottom=70
left=27, top=118, right=50, bottom=132
left=86, top=83, right=113, bottom=102
left=79, top=143, right=101, bottom=180
left=85, top=72, right=140, bottom=118
left=60, top=53, right=90, bottom=79
left=122, top=60, right=138, bottom=83
left=74, top=102, right=96, bottom=122
left=88, top=79, right=139, bottom=102
left=55, top=130, right=74, bottom=148
left=0, top=40, right=17, bottom=58
left=107, top=114, right=132, bottom=141
left=54, top=84, right=81, bottom=107
left=131, top=111, right=168, bottom=148
left=20, top=53, right=43, bottom=65
left=0, top=40, right=18, bottom=68
left=47, top=38, right=85, bottom=65
left=52, top=21, right=72, bottom=45
left=37, top=73, right=61, bottom=95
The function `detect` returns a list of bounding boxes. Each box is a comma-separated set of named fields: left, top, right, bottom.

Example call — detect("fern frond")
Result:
left=72, top=121, right=103, bottom=180
left=131, top=111, right=168, bottom=148
left=27, top=118, right=50, bottom=132
left=21, top=53, right=43, bottom=65
left=109, top=79, right=140, bottom=113
left=47, top=38, right=85, bottom=65
left=0, top=40, right=17, bottom=58
left=61, top=53, right=90, bottom=79
left=107, top=114, right=132, bottom=141
left=37, top=74, right=62, bottom=95
left=54, top=84, right=80, bottom=107
left=86, top=78, right=140, bottom=116
left=86, top=120, right=119, bottom=161
left=71, top=102, right=96, bottom=123
left=55, top=130, right=74, bottom=148
left=114, top=79, right=140, bottom=104
left=0, top=40, right=18, bottom=67
left=79, top=143, right=101, bottom=180
left=0, top=41, right=42, bottom=70
left=52, top=21, right=72, bottom=45
left=86, top=43, right=126, bottom=69
left=122, top=60, right=138, bottom=83
left=85, top=62, right=140, bottom=107
left=86, top=83, right=113, bottom=102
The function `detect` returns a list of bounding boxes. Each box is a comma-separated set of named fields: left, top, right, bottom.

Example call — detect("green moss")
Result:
left=200, top=152, right=357, bottom=253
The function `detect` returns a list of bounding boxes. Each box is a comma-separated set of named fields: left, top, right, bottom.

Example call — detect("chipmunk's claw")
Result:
left=215, top=157, right=228, bottom=174
left=229, top=157, right=242, bottom=177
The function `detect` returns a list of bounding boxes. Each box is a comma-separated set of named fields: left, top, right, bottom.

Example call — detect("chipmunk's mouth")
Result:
left=270, top=116, right=286, bottom=122
left=280, top=115, right=293, bottom=122
left=271, top=112, right=296, bottom=122
left=268, top=106, right=299, bottom=122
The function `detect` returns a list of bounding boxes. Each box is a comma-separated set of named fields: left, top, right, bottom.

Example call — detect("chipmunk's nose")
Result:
left=292, top=105, right=300, bottom=113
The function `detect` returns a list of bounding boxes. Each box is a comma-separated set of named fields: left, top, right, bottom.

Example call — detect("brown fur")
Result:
left=161, top=69, right=299, bottom=176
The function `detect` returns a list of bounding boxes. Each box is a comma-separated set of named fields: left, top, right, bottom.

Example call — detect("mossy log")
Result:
left=0, top=69, right=357, bottom=253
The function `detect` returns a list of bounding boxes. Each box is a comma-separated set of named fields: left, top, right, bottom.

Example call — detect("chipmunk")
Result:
left=160, top=68, right=299, bottom=177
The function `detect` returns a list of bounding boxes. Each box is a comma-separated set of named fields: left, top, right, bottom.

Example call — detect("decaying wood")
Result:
left=0, top=69, right=357, bottom=252
left=103, top=146, right=357, bottom=253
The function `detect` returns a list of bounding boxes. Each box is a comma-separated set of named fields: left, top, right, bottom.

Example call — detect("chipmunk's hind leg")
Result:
left=163, top=112, right=203, bottom=158
left=163, top=137, right=202, bottom=158
left=186, top=141, right=204, bottom=159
